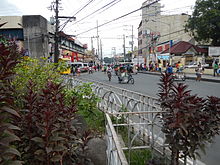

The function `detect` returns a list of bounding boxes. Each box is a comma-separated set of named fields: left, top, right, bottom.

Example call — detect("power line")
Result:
left=65, top=4, right=192, bottom=35
left=63, top=0, right=121, bottom=32
left=69, top=0, right=121, bottom=27
left=84, top=0, right=121, bottom=20
left=59, top=0, right=95, bottom=31
left=75, top=0, right=160, bottom=36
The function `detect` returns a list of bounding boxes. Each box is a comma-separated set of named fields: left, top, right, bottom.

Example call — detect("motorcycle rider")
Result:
left=106, top=65, right=112, bottom=81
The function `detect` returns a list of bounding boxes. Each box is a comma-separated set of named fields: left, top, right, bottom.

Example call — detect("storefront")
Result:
left=62, top=49, right=81, bottom=62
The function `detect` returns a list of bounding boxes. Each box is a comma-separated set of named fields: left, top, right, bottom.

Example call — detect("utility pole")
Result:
left=96, top=20, right=100, bottom=63
left=131, top=25, right=134, bottom=52
left=49, top=0, right=76, bottom=63
left=100, top=39, right=103, bottom=65
left=54, top=0, right=59, bottom=63
left=123, top=34, right=126, bottom=62
left=91, top=37, right=94, bottom=54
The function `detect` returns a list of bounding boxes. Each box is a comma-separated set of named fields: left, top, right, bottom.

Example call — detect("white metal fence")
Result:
left=63, top=76, right=204, bottom=165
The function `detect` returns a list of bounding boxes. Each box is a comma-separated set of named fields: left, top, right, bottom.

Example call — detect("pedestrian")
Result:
left=77, top=66, right=81, bottom=76
left=158, top=61, right=163, bottom=73
left=71, top=65, right=76, bottom=76
left=213, top=61, right=219, bottom=77
left=149, top=62, right=153, bottom=71
left=195, top=63, right=203, bottom=81
left=217, top=64, right=220, bottom=76
left=166, top=64, right=173, bottom=74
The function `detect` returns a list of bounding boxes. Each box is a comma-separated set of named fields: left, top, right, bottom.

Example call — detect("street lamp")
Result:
left=151, top=19, right=171, bottom=64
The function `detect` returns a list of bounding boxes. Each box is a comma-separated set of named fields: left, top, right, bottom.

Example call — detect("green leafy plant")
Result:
left=0, top=36, right=104, bottom=164
left=12, top=57, right=63, bottom=103
left=17, top=80, right=79, bottom=165
left=0, top=38, right=23, bottom=165
left=158, top=73, right=220, bottom=165
left=64, top=82, right=104, bottom=133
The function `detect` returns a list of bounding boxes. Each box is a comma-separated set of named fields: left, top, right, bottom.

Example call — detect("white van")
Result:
left=70, top=62, right=88, bottom=72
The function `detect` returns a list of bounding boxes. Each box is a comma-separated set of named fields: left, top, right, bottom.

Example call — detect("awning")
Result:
left=157, top=55, right=169, bottom=60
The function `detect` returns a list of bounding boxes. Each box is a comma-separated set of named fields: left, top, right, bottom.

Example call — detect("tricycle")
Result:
left=118, top=74, right=134, bottom=84
left=172, top=71, right=186, bottom=81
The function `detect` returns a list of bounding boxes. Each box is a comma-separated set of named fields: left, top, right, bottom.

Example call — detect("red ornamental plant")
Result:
left=17, top=80, right=78, bottom=165
left=158, top=73, right=220, bottom=165
left=0, top=39, right=22, bottom=164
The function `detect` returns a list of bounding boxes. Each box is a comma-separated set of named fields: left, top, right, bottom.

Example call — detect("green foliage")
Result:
left=158, top=73, right=220, bottom=164
left=124, top=149, right=152, bottom=165
left=12, top=57, right=67, bottom=108
left=185, top=0, right=220, bottom=45
left=0, top=36, right=104, bottom=164
left=13, top=57, right=63, bottom=94
left=64, top=82, right=105, bottom=132
left=0, top=38, right=23, bottom=165
left=15, top=80, right=80, bottom=165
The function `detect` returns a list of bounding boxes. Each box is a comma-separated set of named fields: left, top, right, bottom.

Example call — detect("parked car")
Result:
left=70, top=62, right=88, bottom=72
left=184, top=62, right=209, bottom=68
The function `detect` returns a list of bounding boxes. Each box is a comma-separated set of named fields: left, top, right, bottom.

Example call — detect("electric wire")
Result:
left=63, top=0, right=121, bottom=32
left=83, top=0, right=121, bottom=20
left=67, top=4, right=192, bottom=36
left=68, top=0, right=121, bottom=27
left=59, top=0, right=95, bottom=31
left=75, top=0, right=160, bottom=36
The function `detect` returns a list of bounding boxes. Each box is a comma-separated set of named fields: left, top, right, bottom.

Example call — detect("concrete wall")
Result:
left=0, top=16, right=22, bottom=29
left=184, top=68, right=214, bottom=75
left=22, top=15, right=49, bottom=59
left=139, top=1, right=193, bottom=66
left=156, top=14, right=192, bottom=44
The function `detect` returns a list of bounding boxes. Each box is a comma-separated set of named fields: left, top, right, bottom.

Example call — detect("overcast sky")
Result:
left=1, top=0, right=196, bottom=56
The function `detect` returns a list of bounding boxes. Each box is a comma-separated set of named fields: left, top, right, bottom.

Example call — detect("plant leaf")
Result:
left=46, top=147, right=53, bottom=154
left=31, top=137, right=44, bottom=143
left=50, top=154, right=62, bottom=162
left=2, top=106, right=20, bottom=117
left=4, top=148, right=21, bottom=157
left=54, top=145, right=67, bottom=152
left=34, top=149, right=45, bottom=155
left=7, top=160, right=23, bottom=165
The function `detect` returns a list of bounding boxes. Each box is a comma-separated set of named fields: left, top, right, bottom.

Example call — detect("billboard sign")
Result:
left=209, top=47, right=220, bottom=57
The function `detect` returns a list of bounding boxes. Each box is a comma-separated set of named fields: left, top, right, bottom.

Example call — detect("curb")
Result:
left=138, top=71, right=220, bottom=83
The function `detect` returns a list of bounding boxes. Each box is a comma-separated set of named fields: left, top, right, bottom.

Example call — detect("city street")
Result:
left=81, top=71, right=220, bottom=165
left=81, top=71, right=220, bottom=98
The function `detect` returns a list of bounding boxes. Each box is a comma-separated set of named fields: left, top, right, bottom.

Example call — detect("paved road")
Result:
left=82, top=71, right=220, bottom=98
left=81, top=71, right=220, bottom=165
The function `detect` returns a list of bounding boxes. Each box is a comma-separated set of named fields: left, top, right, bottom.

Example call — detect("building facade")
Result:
left=0, top=15, right=89, bottom=62
left=138, top=0, right=194, bottom=66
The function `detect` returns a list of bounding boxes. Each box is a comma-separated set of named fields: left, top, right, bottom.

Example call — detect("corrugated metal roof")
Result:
left=162, top=41, right=207, bottom=54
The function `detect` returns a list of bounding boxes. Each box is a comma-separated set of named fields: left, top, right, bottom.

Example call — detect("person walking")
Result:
left=213, top=61, right=219, bottom=77
left=195, top=63, right=203, bottom=81
left=158, top=61, right=163, bottom=73
left=77, top=66, right=81, bottom=76
left=166, top=64, right=173, bottom=74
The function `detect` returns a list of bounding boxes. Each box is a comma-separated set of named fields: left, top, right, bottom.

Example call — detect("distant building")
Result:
left=138, top=0, right=197, bottom=66
left=0, top=15, right=87, bottom=62
left=0, top=16, right=24, bottom=51
left=58, top=31, right=87, bottom=62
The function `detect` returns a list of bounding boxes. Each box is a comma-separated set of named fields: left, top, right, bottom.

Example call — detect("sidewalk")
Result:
left=138, top=71, right=220, bottom=83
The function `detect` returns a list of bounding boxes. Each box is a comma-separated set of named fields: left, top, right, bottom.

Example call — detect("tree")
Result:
left=185, top=0, right=220, bottom=46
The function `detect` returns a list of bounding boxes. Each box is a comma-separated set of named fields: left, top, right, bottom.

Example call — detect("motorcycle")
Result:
left=118, top=74, right=134, bottom=84
left=107, top=71, right=112, bottom=81
left=172, top=71, right=186, bottom=81
left=88, top=67, right=93, bottom=74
